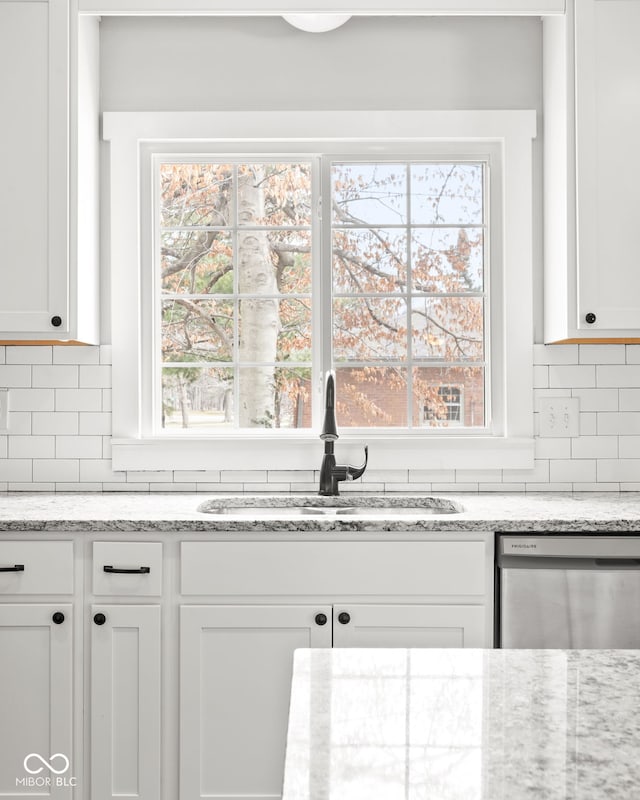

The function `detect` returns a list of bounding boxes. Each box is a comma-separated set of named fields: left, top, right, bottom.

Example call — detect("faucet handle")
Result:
left=347, top=445, right=368, bottom=481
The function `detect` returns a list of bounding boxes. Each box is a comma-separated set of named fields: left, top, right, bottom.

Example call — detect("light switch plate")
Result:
left=0, top=388, right=8, bottom=432
left=537, top=397, right=580, bottom=438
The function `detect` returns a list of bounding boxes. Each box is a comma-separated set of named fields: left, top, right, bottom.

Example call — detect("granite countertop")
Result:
left=283, top=647, right=640, bottom=799
left=0, top=492, right=640, bottom=532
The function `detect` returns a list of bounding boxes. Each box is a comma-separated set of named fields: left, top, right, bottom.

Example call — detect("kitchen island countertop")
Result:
left=283, top=647, right=640, bottom=799
left=1, top=491, right=640, bottom=532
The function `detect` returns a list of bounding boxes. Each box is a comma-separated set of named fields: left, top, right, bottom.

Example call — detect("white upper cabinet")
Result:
left=544, top=0, right=640, bottom=341
left=0, top=1, right=98, bottom=343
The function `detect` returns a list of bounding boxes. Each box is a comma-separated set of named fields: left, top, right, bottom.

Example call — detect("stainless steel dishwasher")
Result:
left=496, top=534, right=640, bottom=648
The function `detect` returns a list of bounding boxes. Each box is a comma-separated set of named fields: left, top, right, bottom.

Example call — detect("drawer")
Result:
left=0, top=540, right=74, bottom=594
left=181, top=541, right=486, bottom=597
left=93, top=542, right=162, bottom=596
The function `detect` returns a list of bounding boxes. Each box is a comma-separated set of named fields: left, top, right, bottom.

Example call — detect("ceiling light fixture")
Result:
left=282, top=14, right=352, bottom=33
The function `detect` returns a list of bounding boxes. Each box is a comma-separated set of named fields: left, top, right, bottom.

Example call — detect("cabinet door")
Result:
left=0, top=604, right=73, bottom=798
left=91, top=605, right=161, bottom=800
left=0, top=1, right=69, bottom=338
left=180, top=605, right=331, bottom=800
left=332, top=604, right=486, bottom=648
left=575, top=0, right=640, bottom=333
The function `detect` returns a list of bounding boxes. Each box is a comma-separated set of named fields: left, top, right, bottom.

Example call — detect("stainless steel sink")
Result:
left=197, top=496, right=464, bottom=516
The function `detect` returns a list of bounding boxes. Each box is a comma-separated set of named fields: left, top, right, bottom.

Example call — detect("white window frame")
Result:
left=104, top=110, right=536, bottom=471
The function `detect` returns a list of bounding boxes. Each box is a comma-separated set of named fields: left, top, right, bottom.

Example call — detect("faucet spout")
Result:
left=320, top=371, right=338, bottom=441
left=318, top=372, right=368, bottom=496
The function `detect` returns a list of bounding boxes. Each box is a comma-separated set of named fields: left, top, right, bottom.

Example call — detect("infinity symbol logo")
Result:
left=23, top=753, right=70, bottom=775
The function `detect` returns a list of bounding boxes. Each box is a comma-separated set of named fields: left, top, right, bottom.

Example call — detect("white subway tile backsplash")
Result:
left=598, top=459, right=640, bottom=483
left=32, top=365, right=78, bottom=388
left=6, top=346, right=52, bottom=365
left=597, top=364, right=640, bottom=388
left=598, top=412, right=640, bottom=436
left=533, top=344, right=578, bottom=365
left=53, top=346, right=100, bottom=365
left=618, top=436, right=640, bottom=459
left=220, top=470, right=268, bottom=483
left=8, top=435, right=55, bottom=459
left=32, top=412, right=79, bottom=436
left=5, top=342, right=640, bottom=494
left=571, top=436, right=618, bottom=459
left=533, top=365, right=548, bottom=389
left=620, top=389, right=640, bottom=411
left=56, top=435, right=103, bottom=459
left=55, top=388, right=102, bottom=412
left=580, top=344, right=626, bottom=364
left=99, top=345, right=113, bottom=365
left=79, top=365, right=111, bottom=388
left=78, top=412, right=111, bottom=435
left=5, top=412, right=31, bottom=435
left=9, top=388, right=55, bottom=412
left=549, top=365, right=595, bottom=388
left=79, top=459, right=125, bottom=483
left=535, top=437, right=571, bottom=459
left=0, top=460, right=32, bottom=482
left=549, top=459, right=597, bottom=483
left=0, top=365, right=32, bottom=387
left=571, top=388, right=618, bottom=412
left=33, top=459, right=80, bottom=483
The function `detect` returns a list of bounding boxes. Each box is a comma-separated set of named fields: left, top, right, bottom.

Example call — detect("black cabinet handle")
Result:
left=103, top=565, right=150, bottom=574
left=94, top=613, right=106, bottom=626
left=338, top=612, right=351, bottom=625
left=315, top=613, right=328, bottom=626
left=0, top=564, right=24, bottom=572
left=585, top=312, right=596, bottom=324
left=52, top=612, right=65, bottom=625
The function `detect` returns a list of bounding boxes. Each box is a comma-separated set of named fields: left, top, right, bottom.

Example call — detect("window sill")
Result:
left=111, top=435, right=534, bottom=472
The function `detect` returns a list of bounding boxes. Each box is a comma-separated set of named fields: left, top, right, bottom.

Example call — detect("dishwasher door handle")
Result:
left=500, top=554, right=640, bottom=570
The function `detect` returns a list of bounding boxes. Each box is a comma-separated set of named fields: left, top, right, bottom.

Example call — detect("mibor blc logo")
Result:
left=16, top=752, right=77, bottom=788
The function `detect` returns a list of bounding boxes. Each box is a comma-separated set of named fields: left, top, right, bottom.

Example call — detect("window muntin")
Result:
left=155, top=155, right=488, bottom=434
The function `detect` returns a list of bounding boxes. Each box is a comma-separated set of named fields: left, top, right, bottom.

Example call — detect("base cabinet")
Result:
left=0, top=604, right=73, bottom=799
left=332, top=604, right=486, bottom=648
left=180, top=605, right=332, bottom=800
left=91, top=605, right=161, bottom=800
left=0, top=533, right=492, bottom=800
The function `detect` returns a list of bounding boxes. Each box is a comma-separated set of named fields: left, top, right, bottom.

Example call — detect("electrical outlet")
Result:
left=0, top=389, right=8, bottom=432
left=538, top=397, right=580, bottom=438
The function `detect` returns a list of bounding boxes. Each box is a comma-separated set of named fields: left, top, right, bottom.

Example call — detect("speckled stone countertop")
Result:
left=1, top=492, right=640, bottom=532
left=283, top=648, right=640, bottom=799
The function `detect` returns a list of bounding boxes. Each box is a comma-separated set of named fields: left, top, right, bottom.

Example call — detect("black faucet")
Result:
left=318, top=371, right=368, bottom=496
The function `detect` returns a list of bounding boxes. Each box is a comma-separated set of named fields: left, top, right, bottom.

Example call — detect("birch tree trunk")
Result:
left=237, top=167, right=279, bottom=426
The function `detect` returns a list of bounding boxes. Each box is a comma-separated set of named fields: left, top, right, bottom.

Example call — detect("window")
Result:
left=156, top=157, right=486, bottom=434
left=104, top=111, right=535, bottom=470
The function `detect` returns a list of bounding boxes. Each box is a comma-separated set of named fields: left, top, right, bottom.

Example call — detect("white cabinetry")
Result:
left=544, top=0, right=640, bottom=341
left=0, top=540, right=74, bottom=798
left=180, top=604, right=332, bottom=800
left=91, top=605, right=161, bottom=800
left=0, top=1, right=98, bottom=343
left=331, top=604, right=486, bottom=647
left=179, top=537, right=491, bottom=800
left=90, top=542, right=162, bottom=800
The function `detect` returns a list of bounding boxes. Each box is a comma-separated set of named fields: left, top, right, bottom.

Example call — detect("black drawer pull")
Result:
left=103, top=565, right=151, bottom=574
left=0, top=564, right=24, bottom=572
left=52, top=612, right=65, bottom=625
left=94, top=613, right=106, bottom=626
